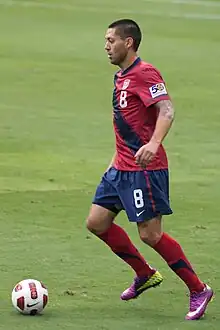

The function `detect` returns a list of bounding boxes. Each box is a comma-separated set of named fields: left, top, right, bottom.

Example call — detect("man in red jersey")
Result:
left=86, top=19, right=213, bottom=320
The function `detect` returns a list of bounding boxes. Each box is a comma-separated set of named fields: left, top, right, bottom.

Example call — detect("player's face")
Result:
left=105, top=28, right=129, bottom=66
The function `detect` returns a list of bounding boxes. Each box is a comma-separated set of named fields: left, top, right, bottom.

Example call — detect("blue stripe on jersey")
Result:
left=121, top=57, right=141, bottom=76
left=113, top=88, right=143, bottom=152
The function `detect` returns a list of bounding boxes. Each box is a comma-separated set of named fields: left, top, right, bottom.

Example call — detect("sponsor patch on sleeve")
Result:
left=149, top=83, right=167, bottom=99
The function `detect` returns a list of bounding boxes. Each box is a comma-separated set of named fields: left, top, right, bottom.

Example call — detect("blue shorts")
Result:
left=93, top=167, right=173, bottom=222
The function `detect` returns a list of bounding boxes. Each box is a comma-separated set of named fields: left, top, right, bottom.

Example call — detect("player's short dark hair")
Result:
left=108, top=19, right=142, bottom=51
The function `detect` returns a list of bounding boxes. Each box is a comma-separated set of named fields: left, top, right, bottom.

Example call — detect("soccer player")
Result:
left=86, top=19, right=213, bottom=320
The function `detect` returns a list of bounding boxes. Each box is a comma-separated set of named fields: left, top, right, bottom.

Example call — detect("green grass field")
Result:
left=0, top=0, right=220, bottom=329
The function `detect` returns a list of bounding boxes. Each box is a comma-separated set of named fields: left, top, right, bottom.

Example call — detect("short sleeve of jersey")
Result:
left=135, top=67, right=170, bottom=108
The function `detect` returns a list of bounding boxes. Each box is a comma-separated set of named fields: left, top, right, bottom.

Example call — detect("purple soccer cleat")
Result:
left=185, top=284, right=214, bottom=320
left=120, top=270, right=163, bottom=300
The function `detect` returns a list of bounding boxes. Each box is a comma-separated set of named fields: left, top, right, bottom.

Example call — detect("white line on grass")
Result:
left=142, top=0, right=220, bottom=7
left=0, top=0, right=220, bottom=20
left=173, top=0, right=220, bottom=7
left=0, top=103, right=24, bottom=110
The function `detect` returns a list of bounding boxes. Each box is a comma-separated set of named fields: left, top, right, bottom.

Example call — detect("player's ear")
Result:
left=125, top=37, right=134, bottom=50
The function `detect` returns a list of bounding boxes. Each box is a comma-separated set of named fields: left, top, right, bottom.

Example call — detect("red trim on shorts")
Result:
left=144, top=171, right=156, bottom=212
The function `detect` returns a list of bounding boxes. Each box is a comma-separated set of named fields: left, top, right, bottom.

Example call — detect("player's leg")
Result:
left=137, top=216, right=213, bottom=320
left=114, top=170, right=163, bottom=301
left=134, top=169, right=213, bottom=320
left=137, top=215, right=205, bottom=291
left=87, top=168, right=154, bottom=278
left=86, top=203, right=115, bottom=235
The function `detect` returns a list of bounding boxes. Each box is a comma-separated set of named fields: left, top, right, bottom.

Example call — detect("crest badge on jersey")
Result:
left=149, top=83, right=167, bottom=98
left=122, top=79, right=130, bottom=90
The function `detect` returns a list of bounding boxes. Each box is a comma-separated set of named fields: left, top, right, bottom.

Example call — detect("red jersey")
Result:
left=112, top=57, right=170, bottom=171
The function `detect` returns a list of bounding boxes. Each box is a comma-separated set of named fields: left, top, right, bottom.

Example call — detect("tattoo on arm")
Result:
left=155, top=100, right=174, bottom=121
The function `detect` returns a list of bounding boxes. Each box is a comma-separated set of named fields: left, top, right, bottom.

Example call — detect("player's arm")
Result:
left=150, top=99, right=174, bottom=144
left=106, top=151, right=116, bottom=171
left=135, top=100, right=174, bottom=168
left=134, top=67, right=175, bottom=167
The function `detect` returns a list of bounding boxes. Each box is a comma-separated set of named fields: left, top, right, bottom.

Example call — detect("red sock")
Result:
left=153, top=233, right=204, bottom=293
left=98, top=223, right=154, bottom=277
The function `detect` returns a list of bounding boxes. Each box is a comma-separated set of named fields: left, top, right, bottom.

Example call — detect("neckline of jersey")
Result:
left=121, top=57, right=141, bottom=76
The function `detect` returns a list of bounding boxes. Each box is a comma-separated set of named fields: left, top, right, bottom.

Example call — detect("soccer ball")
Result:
left=11, top=279, right=48, bottom=315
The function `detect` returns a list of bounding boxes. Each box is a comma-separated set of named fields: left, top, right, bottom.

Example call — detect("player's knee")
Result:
left=86, top=216, right=98, bottom=234
left=139, top=230, right=162, bottom=247
left=86, top=205, right=115, bottom=235
left=86, top=216, right=109, bottom=235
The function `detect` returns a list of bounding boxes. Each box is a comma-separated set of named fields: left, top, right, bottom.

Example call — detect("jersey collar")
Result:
left=121, top=57, right=141, bottom=76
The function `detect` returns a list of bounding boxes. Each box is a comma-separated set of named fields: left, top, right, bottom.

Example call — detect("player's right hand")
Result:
left=135, top=141, right=160, bottom=168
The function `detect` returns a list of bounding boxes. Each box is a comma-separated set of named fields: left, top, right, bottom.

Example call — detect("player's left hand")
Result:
left=135, top=141, right=160, bottom=168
